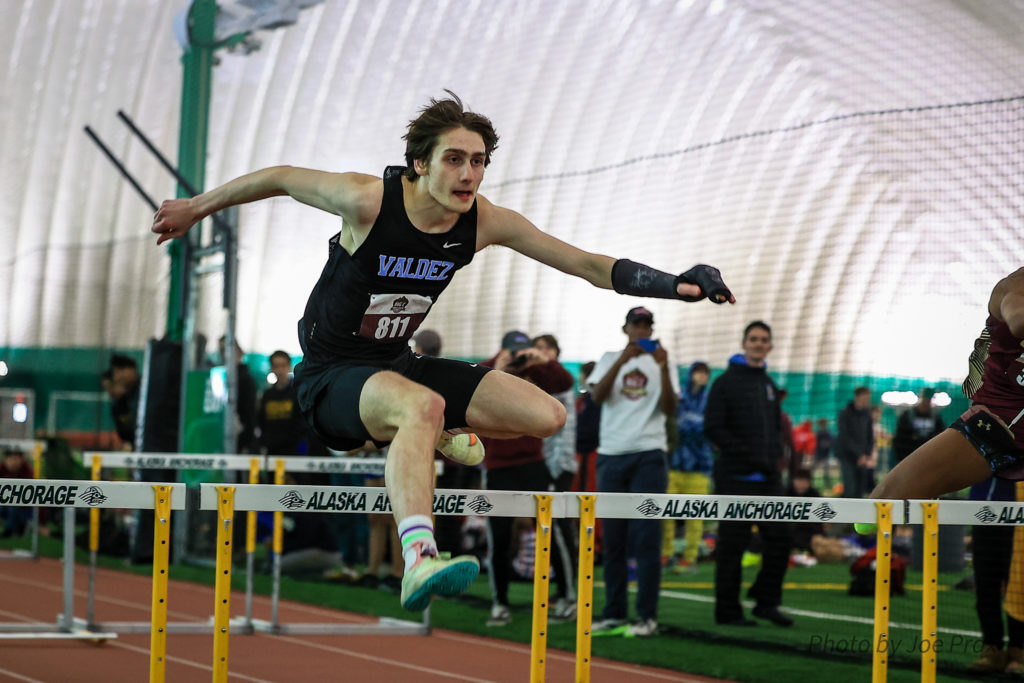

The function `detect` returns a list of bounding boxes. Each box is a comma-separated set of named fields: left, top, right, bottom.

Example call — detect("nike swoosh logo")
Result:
left=443, top=241, right=462, bottom=248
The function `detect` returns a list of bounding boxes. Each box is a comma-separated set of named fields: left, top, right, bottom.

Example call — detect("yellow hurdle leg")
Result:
left=530, top=494, right=553, bottom=683
left=149, top=485, right=172, bottom=683
left=212, top=486, right=236, bottom=683
left=920, top=502, right=939, bottom=683
left=575, top=495, right=596, bottom=683
left=90, top=456, right=102, bottom=553
left=870, top=501, right=893, bottom=683
left=87, top=455, right=102, bottom=626
left=246, top=458, right=259, bottom=555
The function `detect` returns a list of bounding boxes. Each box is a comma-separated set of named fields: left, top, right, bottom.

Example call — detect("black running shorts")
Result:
left=294, top=348, right=491, bottom=451
left=951, top=405, right=1024, bottom=480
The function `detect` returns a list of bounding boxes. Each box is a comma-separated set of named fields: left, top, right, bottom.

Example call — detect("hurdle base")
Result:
left=70, top=616, right=212, bottom=635
left=0, top=621, right=117, bottom=641
left=0, top=548, right=37, bottom=561
left=249, top=616, right=428, bottom=636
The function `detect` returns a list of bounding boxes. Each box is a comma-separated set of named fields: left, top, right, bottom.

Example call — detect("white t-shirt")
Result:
left=588, top=351, right=680, bottom=456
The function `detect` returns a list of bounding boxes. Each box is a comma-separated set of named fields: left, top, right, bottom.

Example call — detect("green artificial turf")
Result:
left=2, top=531, right=982, bottom=682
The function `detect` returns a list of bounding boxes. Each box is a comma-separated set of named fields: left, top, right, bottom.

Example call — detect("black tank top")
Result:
left=298, top=166, right=477, bottom=363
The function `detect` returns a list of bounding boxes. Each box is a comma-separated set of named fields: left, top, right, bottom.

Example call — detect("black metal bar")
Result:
left=117, top=110, right=199, bottom=197
left=117, top=109, right=232, bottom=232
left=83, top=126, right=159, bottom=211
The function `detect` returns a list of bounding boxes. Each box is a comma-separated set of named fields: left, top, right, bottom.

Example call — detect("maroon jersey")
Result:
left=963, top=315, right=1024, bottom=446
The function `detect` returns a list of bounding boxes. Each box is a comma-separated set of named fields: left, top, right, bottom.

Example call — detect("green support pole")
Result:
left=166, top=0, right=218, bottom=340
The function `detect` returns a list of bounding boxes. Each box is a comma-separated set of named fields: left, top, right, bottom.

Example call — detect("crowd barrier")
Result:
left=0, top=477, right=184, bottom=683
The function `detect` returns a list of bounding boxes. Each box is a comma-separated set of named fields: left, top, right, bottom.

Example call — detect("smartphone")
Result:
left=636, top=338, right=660, bottom=353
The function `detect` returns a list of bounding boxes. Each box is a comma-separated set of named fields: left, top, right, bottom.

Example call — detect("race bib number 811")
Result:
left=359, top=293, right=433, bottom=342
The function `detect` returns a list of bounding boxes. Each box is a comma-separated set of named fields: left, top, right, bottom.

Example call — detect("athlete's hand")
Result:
left=152, top=198, right=200, bottom=245
left=675, top=282, right=703, bottom=299
left=675, top=264, right=736, bottom=304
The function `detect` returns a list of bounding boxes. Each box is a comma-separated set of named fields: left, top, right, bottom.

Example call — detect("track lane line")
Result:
left=0, top=666, right=45, bottom=683
left=272, top=634, right=493, bottom=682
left=105, top=640, right=275, bottom=683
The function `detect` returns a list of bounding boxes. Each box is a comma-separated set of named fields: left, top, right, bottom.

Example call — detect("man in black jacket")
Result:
left=836, top=387, right=875, bottom=498
left=705, top=320, right=793, bottom=627
left=891, top=388, right=944, bottom=467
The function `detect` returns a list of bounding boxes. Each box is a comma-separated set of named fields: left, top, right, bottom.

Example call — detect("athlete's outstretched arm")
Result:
left=151, top=166, right=378, bottom=244
left=476, top=196, right=735, bottom=303
left=995, top=275, right=1024, bottom=338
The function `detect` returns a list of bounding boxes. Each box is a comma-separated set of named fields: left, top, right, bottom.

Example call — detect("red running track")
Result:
left=0, top=557, right=729, bottom=682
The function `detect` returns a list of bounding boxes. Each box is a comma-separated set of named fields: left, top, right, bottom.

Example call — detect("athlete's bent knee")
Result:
left=533, top=397, right=566, bottom=438
left=400, top=387, right=446, bottom=432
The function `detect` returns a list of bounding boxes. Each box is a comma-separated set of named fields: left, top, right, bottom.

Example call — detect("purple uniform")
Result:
left=958, top=316, right=1024, bottom=477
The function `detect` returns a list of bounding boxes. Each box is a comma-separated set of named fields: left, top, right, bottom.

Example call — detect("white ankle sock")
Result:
left=397, top=514, right=437, bottom=570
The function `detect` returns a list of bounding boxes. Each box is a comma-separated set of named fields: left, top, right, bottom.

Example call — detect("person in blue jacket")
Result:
left=663, top=361, right=713, bottom=571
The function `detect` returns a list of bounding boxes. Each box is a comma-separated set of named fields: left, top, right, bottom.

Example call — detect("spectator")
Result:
left=704, top=320, right=794, bottom=627
left=258, top=350, right=307, bottom=458
left=786, top=469, right=824, bottom=554
left=219, top=336, right=258, bottom=454
left=256, top=349, right=342, bottom=572
left=412, top=329, right=442, bottom=358
left=836, top=387, right=875, bottom=498
left=574, top=362, right=601, bottom=493
left=968, top=476, right=1024, bottom=674
left=777, top=388, right=797, bottom=484
left=791, top=420, right=817, bottom=476
left=813, top=418, right=835, bottom=490
left=588, top=307, right=678, bottom=638
left=869, top=405, right=890, bottom=483
left=355, top=441, right=404, bottom=592
left=891, top=388, right=945, bottom=467
left=0, top=448, right=34, bottom=537
left=663, top=361, right=713, bottom=573
left=532, top=333, right=579, bottom=621
left=108, top=354, right=140, bottom=450
left=481, top=330, right=573, bottom=627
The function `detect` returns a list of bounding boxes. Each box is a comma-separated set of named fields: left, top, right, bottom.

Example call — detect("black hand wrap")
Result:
left=612, top=259, right=732, bottom=303
left=611, top=259, right=679, bottom=299
left=675, top=264, right=732, bottom=304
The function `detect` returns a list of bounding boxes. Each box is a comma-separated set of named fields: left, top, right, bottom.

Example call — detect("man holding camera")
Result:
left=480, top=330, right=574, bottom=626
left=588, top=307, right=679, bottom=637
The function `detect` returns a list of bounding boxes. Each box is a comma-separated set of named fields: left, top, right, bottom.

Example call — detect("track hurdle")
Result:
left=80, top=451, right=257, bottom=634
left=572, top=492, right=903, bottom=683
left=242, top=455, right=441, bottom=636
left=0, top=440, right=45, bottom=561
left=0, top=478, right=184, bottom=681
left=906, top=497, right=1024, bottom=683
left=80, top=451, right=441, bottom=636
left=199, top=483, right=543, bottom=681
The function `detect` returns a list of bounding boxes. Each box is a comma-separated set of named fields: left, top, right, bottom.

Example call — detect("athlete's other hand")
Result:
left=152, top=198, right=199, bottom=245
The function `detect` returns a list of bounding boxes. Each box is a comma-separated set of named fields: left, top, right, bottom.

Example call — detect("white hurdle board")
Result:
left=200, top=484, right=538, bottom=518
left=907, top=499, right=1024, bottom=525
left=583, top=493, right=905, bottom=524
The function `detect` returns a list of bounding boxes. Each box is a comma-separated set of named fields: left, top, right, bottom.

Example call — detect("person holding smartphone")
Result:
left=587, top=307, right=679, bottom=637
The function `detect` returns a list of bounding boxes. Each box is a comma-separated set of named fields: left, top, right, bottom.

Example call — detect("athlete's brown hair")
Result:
left=403, top=90, right=499, bottom=181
